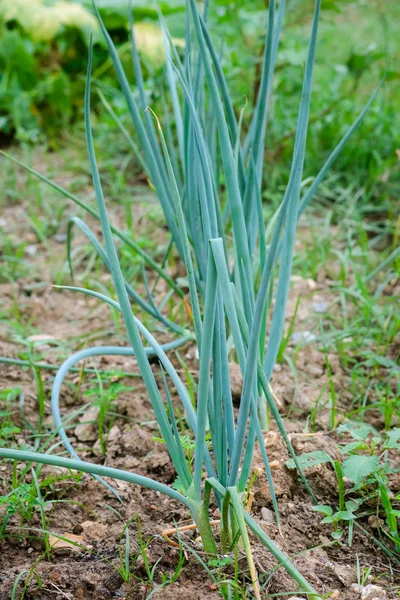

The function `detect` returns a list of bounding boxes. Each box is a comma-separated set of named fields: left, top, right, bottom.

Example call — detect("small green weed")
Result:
left=84, top=380, right=133, bottom=456
left=0, top=387, right=22, bottom=443
left=0, top=465, right=81, bottom=539
left=287, top=422, right=400, bottom=550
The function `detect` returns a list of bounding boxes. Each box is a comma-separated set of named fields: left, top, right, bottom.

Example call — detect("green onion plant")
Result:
left=0, top=0, right=381, bottom=597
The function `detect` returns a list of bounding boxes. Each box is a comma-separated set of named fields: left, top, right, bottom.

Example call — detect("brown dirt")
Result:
left=0, top=150, right=399, bottom=599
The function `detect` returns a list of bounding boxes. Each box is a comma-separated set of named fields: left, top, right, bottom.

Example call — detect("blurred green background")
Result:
left=0, top=0, right=398, bottom=202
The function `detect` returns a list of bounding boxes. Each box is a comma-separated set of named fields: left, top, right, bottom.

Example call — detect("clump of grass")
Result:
left=0, top=0, right=381, bottom=597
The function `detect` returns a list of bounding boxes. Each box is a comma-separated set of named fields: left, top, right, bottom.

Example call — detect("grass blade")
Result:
left=298, top=82, right=383, bottom=219
left=0, top=150, right=183, bottom=298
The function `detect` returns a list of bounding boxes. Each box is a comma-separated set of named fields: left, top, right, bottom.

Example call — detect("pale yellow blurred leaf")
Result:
left=133, top=22, right=184, bottom=69
left=0, top=0, right=98, bottom=42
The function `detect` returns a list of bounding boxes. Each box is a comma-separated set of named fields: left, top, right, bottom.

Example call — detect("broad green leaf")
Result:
left=340, top=441, right=364, bottom=454
left=286, top=450, right=332, bottom=471
left=84, top=0, right=185, bottom=28
left=332, top=510, right=356, bottom=521
left=385, top=429, right=400, bottom=450
left=313, top=505, right=332, bottom=517
left=342, top=455, right=380, bottom=485
left=345, top=500, right=359, bottom=512
left=364, top=354, right=400, bottom=370
left=321, top=516, right=334, bottom=524
left=337, top=422, right=380, bottom=442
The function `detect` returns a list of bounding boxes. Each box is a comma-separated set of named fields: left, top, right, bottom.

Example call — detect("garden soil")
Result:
left=0, top=156, right=399, bottom=599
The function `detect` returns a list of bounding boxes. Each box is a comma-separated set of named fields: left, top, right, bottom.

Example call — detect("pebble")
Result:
left=26, top=333, right=56, bottom=344
left=291, top=331, right=317, bottom=343
left=74, top=406, right=100, bottom=442
left=260, top=507, right=274, bottom=525
left=312, top=301, right=328, bottom=313
left=368, top=515, right=384, bottom=529
left=80, top=520, right=108, bottom=542
left=319, top=534, right=331, bottom=545
left=108, top=424, right=121, bottom=442
left=306, top=364, right=324, bottom=377
left=264, top=430, right=278, bottom=448
left=351, top=584, right=387, bottom=599
left=181, top=529, right=195, bottom=539
left=326, top=561, right=356, bottom=586
left=24, top=244, right=37, bottom=256
left=269, top=460, right=280, bottom=470
left=295, top=390, right=313, bottom=411
left=54, top=232, right=68, bottom=243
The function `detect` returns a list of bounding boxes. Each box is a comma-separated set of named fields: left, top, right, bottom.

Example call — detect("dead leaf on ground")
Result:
left=48, top=533, right=92, bottom=551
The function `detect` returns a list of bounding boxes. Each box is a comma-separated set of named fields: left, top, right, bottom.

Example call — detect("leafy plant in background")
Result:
left=207, top=0, right=398, bottom=199
left=0, top=0, right=185, bottom=140
left=0, top=0, right=382, bottom=597
left=0, top=0, right=94, bottom=140
left=287, top=421, right=400, bottom=551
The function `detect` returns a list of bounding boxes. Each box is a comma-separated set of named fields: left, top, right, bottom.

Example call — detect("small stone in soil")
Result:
left=327, top=560, right=356, bottom=587
left=54, top=232, right=68, bottom=243
left=181, top=529, right=195, bottom=539
left=306, top=363, right=324, bottom=376
left=81, top=521, right=107, bottom=542
left=260, top=507, right=274, bottom=525
left=24, top=244, right=37, bottom=256
left=291, top=331, right=317, bottom=343
left=351, top=584, right=387, bottom=600
left=74, top=406, right=100, bottom=442
left=26, top=333, right=56, bottom=344
left=269, top=460, right=280, bottom=470
left=264, top=430, right=279, bottom=448
left=312, top=301, right=328, bottom=313
left=368, top=514, right=384, bottom=529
